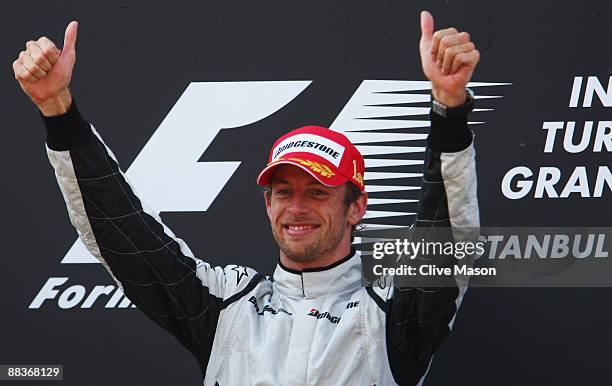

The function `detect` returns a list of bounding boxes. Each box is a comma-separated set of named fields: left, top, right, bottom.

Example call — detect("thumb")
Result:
left=420, top=10, right=434, bottom=45
left=62, top=21, right=78, bottom=56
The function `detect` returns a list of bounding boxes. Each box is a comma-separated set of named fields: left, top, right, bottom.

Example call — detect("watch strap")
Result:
left=431, top=88, right=475, bottom=118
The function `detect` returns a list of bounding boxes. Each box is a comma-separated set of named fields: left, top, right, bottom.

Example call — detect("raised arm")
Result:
left=13, top=22, right=263, bottom=373
left=383, top=11, right=480, bottom=385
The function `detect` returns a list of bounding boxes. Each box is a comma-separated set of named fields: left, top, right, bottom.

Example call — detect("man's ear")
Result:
left=348, top=191, right=367, bottom=226
left=264, top=190, right=272, bottom=219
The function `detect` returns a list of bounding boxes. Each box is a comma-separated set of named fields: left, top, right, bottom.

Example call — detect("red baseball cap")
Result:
left=257, top=125, right=365, bottom=191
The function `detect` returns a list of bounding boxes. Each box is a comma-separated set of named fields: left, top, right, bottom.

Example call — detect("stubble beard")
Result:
left=273, top=217, right=348, bottom=263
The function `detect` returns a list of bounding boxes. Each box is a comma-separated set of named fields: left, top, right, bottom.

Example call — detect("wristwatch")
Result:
left=431, top=88, right=475, bottom=118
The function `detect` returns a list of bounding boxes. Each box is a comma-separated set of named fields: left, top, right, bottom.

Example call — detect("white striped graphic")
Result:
left=330, top=80, right=510, bottom=237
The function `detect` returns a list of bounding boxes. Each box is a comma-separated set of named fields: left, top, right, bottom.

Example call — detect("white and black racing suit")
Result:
left=42, top=100, right=479, bottom=386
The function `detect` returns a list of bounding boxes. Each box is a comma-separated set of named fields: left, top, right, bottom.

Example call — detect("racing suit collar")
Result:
left=273, top=248, right=362, bottom=298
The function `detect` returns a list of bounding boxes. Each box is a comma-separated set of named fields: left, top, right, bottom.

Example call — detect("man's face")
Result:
left=264, top=165, right=366, bottom=265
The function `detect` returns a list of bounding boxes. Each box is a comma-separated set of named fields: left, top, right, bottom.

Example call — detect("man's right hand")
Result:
left=12, top=21, right=78, bottom=117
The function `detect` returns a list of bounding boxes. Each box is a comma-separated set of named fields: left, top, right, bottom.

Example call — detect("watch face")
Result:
left=432, top=100, right=447, bottom=118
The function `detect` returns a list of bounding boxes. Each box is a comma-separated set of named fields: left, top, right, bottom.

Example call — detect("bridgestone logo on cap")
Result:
left=272, top=133, right=346, bottom=167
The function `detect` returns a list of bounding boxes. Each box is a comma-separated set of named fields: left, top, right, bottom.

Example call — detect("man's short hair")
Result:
left=343, top=182, right=362, bottom=242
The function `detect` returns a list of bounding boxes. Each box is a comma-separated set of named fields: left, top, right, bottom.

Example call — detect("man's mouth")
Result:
left=283, top=223, right=320, bottom=237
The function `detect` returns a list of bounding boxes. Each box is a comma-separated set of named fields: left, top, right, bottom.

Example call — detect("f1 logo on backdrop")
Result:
left=62, top=79, right=507, bottom=265
left=29, top=80, right=507, bottom=310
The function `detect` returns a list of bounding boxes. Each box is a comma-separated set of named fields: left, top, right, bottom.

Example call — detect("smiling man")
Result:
left=14, top=10, right=480, bottom=386
left=258, top=125, right=368, bottom=270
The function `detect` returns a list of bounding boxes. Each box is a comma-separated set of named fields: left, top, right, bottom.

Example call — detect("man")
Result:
left=13, top=10, right=480, bottom=386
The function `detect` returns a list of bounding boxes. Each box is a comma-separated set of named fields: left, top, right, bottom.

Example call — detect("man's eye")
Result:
left=312, top=190, right=328, bottom=196
left=275, top=189, right=290, bottom=196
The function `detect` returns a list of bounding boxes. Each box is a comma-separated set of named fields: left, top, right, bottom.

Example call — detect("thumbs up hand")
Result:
left=419, top=11, right=480, bottom=107
left=12, top=21, right=79, bottom=116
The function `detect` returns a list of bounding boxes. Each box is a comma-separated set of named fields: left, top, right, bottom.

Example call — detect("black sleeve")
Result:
left=43, top=101, right=260, bottom=374
left=385, top=109, right=479, bottom=385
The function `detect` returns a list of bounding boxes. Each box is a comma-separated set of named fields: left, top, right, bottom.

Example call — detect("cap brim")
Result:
left=256, top=159, right=349, bottom=187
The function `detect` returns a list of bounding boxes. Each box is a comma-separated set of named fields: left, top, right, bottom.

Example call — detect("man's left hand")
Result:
left=419, top=10, right=480, bottom=107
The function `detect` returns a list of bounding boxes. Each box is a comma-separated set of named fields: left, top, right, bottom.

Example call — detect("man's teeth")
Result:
left=288, top=225, right=315, bottom=230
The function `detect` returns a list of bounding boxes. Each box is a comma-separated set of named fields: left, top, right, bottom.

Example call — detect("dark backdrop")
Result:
left=1, top=1, right=610, bottom=385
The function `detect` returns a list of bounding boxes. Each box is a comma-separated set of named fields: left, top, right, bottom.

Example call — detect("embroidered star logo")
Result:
left=230, top=265, right=249, bottom=286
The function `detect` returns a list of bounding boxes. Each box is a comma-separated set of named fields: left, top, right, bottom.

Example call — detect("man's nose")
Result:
left=287, top=194, right=309, bottom=217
